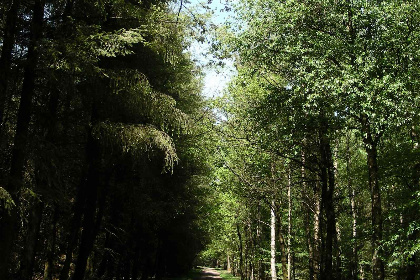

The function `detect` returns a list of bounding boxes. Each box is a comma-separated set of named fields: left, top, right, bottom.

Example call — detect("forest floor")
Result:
left=194, top=267, right=223, bottom=280
left=194, top=267, right=239, bottom=280
left=168, top=266, right=238, bottom=280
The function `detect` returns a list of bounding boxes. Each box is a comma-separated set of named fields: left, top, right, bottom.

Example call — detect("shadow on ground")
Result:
left=194, top=267, right=222, bottom=280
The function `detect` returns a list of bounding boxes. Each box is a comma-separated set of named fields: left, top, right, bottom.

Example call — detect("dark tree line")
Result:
left=0, top=1, right=213, bottom=279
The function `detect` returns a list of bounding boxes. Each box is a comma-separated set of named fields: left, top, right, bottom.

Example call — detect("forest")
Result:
left=0, top=0, right=418, bottom=280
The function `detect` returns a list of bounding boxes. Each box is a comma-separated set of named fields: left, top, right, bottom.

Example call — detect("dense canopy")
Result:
left=0, top=1, right=419, bottom=280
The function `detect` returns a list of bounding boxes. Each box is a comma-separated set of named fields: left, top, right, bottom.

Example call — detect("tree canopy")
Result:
left=0, top=1, right=419, bottom=280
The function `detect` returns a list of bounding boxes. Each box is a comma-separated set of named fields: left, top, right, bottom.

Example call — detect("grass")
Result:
left=167, top=266, right=239, bottom=280
left=214, top=268, right=240, bottom=280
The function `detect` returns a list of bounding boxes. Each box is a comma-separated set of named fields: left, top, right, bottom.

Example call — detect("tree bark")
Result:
left=270, top=200, right=277, bottom=280
left=313, top=180, right=321, bottom=280
left=72, top=180, right=98, bottom=280
left=72, top=131, right=101, bottom=280
left=131, top=246, right=140, bottom=280
left=366, top=143, right=384, bottom=280
left=301, top=147, right=314, bottom=280
left=350, top=189, right=358, bottom=280
left=334, top=221, right=342, bottom=280
left=333, top=146, right=342, bottom=280
left=276, top=208, right=288, bottom=280
left=0, top=208, right=17, bottom=280
left=0, top=1, right=45, bottom=278
left=0, top=0, right=20, bottom=134
left=346, top=132, right=358, bottom=280
left=38, top=79, right=61, bottom=280
left=44, top=205, right=59, bottom=280
left=19, top=199, right=44, bottom=280
left=406, top=223, right=417, bottom=280
left=318, top=117, right=336, bottom=280
left=59, top=179, right=87, bottom=280
left=8, top=0, right=45, bottom=198
left=96, top=231, right=111, bottom=278
left=237, top=223, right=244, bottom=280
left=305, top=207, right=314, bottom=280
left=287, top=171, right=292, bottom=280
left=406, top=129, right=419, bottom=280
left=141, top=253, right=152, bottom=280
left=362, top=121, right=384, bottom=280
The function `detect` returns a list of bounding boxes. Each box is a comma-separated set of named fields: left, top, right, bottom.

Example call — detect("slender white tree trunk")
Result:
left=347, top=132, right=358, bottom=280
left=313, top=189, right=321, bottom=280
left=287, top=171, right=292, bottom=280
left=271, top=200, right=277, bottom=280
left=351, top=189, right=358, bottom=280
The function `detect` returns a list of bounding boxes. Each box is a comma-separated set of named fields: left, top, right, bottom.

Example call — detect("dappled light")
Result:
left=0, top=1, right=418, bottom=280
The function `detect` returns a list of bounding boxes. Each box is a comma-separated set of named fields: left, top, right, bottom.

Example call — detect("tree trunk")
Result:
left=123, top=254, right=131, bottom=280
left=305, top=207, right=314, bottom=280
left=276, top=210, right=288, bottom=280
left=0, top=2, right=45, bottom=278
left=96, top=231, right=110, bottom=278
left=333, top=146, right=342, bottom=280
left=334, top=221, right=342, bottom=280
left=270, top=200, right=277, bottom=280
left=406, top=227, right=417, bottom=280
left=8, top=0, right=44, bottom=197
left=0, top=0, right=20, bottom=133
left=131, top=247, right=140, bottom=280
left=350, top=189, right=358, bottom=280
left=364, top=137, right=384, bottom=280
left=360, top=115, right=384, bottom=280
left=237, top=223, right=244, bottom=280
left=287, top=171, right=292, bottom=280
left=313, top=180, right=321, bottom=280
left=19, top=199, right=44, bottom=280
left=318, top=117, right=336, bottom=280
left=0, top=208, right=17, bottom=280
left=346, top=132, right=358, bottom=280
left=360, top=263, right=365, bottom=280
left=44, top=205, right=59, bottom=280
left=141, top=253, right=151, bottom=280
left=155, top=240, right=165, bottom=280
left=59, top=179, right=87, bottom=280
left=72, top=135, right=101, bottom=280
left=406, top=129, right=419, bottom=280
left=301, top=147, right=314, bottom=280
left=72, top=181, right=98, bottom=280
left=38, top=80, right=61, bottom=280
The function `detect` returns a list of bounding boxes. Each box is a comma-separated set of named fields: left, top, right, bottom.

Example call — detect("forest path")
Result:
left=195, top=267, right=223, bottom=280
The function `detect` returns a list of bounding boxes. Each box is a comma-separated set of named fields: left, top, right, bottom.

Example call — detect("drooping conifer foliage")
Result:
left=1, top=0, right=420, bottom=280
left=0, top=0, right=214, bottom=279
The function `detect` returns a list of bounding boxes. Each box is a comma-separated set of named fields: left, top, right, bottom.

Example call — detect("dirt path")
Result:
left=195, top=267, right=222, bottom=280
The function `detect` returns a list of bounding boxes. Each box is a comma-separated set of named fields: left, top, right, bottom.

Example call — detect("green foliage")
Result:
left=206, top=1, right=420, bottom=279
left=0, top=0, right=215, bottom=278
left=92, top=121, right=178, bottom=170
left=0, top=187, right=15, bottom=214
left=89, top=28, right=147, bottom=57
left=219, top=269, right=241, bottom=280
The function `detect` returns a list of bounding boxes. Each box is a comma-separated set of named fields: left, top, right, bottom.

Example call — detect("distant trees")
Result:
left=0, top=0, right=213, bottom=279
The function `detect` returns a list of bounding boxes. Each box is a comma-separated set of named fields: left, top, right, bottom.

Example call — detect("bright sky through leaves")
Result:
left=185, top=0, right=236, bottom=98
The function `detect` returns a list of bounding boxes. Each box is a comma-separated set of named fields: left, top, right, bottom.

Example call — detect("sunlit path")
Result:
left=195, top=268, right=223, bottom=280
left=0, top=1, right=418, bottom=280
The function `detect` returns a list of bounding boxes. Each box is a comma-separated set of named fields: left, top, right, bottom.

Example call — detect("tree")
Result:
left=0, top=0, right=213, bottom=279
left=213, top=1, right=420, bottom=279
